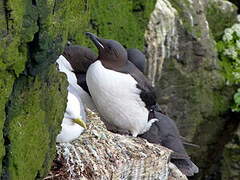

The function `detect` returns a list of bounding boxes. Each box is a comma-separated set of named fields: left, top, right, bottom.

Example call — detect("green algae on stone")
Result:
left=87, top=0, right=156, bottom=51
left=5, top=66, right=67, bottom=180
left=0, top=1, right=39, bottom=170
left=0, top=72, right=15, bottom=175
left=0, top=0, right=38, bottom=75
left=0, top=0, right=156, bottom=178
left=0, top=0, right=38, bottom=176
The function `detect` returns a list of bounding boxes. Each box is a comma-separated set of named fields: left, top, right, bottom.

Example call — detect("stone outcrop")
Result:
left=145, top=0, right=239, bottom=179
left=46, top=111, right=187, bottom=180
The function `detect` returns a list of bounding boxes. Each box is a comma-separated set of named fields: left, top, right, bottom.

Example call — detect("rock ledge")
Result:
left=46, top=111, right=187, bottom=180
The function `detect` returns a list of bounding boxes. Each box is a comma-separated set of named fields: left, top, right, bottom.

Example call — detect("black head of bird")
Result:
left=63, top=45, right=97, bottom=73
left=85, top=32, right=128, bottom=69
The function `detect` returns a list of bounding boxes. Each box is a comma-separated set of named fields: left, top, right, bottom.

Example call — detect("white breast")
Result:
left=86, top=60, right=150, bottom=136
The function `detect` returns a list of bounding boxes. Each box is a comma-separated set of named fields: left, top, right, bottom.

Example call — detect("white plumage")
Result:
left=86, top=60, right=156, bottom=137
left=56, top=55, right=87, bottom=143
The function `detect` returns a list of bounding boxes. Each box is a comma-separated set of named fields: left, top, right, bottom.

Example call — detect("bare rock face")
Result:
left=46, top=111, right=187, bottom=180
left=145, top=0, right=236, bottom=139
left=145, top=0, right=238, bottom=179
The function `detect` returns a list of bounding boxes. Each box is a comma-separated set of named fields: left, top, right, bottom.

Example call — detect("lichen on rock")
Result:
left=2, top=66, right=67, bottom=180
left=46, top=110, right=187, bottom=180
left=145, top=0, right=239, bottom=179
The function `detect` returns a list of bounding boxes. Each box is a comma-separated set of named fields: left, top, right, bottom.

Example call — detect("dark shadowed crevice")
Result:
left=83, top=0, right=88, bottom=11
left=204, top=111, right=240, bottom=180
left=1, top=100, right=11, bottom=179
left=32, top=0, right=36, bottom=6
left=190, top=111, right=240, bottom=180
left=26, top=16, right=40, bottom=76
left=89, top=19, right=100, bottom=35
left=132, top=3, right=145, bottom=12
left=52, top=0, right=56, bottom=15
left=35, top=171, right=41, bottom=179
left=228, top=0, right=240, bottom=13
left=3, top=0, right=10, bottom=33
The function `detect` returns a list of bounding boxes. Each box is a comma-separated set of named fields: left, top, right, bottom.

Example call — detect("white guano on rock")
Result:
left=145, top=0, right=178, bottom=86
left=45, top=110, right=188, bottom=180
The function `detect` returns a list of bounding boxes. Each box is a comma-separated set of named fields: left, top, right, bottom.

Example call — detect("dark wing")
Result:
left=118, top=61, right=156, bottom=110
left=75, top=73, right=90, bottom=95
left=139, top=111, right=189, bottom=159
left=139, top=111, right=199, bottom=176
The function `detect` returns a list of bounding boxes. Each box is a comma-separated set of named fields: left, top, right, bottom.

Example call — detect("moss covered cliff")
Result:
left=0, top=0, right=156, bottom=179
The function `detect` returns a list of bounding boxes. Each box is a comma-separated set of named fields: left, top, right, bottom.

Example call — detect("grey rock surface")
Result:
left=46, top=111, right=187, bottom=180
left=145, top=0, right=238, bottom=179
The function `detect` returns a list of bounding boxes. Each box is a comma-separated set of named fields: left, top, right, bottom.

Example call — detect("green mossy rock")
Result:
left=0, top=0, right=155, bottom=179
left=0, top=0, right=37, bottom=175
left=4, top=67, right=67, bottom=180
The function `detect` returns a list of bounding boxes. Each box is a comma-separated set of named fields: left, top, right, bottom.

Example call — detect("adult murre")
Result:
left=85, top=32, right=157, bottom=137
left=85, top=32, right=199, bottom=176
left=103, top=48, right=147, bottom=134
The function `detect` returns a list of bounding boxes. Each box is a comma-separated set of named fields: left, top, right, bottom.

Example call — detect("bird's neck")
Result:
left=99, top=58, right=127, bottom=71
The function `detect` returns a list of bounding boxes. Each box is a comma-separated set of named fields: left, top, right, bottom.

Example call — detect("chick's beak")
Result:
left=73, top=118, right=87, bottom=129
left=85, top=32, right=104, bottom=49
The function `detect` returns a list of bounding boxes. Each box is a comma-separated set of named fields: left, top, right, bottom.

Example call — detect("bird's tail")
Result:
left=171, top=158, right=199, bottom=176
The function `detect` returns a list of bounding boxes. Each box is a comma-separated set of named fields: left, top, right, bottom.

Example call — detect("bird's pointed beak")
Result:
left=85, top=32, right=104, bottom=49
left=72, top=118, right=87, bottom=129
